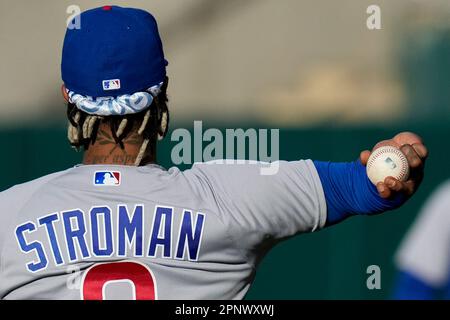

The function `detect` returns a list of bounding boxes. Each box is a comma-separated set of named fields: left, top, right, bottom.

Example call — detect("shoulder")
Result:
left=428, top=180, right=450, bottom=203
left=179, top=159, right=318, bottom=195
left=183, top=159, right=315, bottom=175
left=416, top=179, right=450, bottom=219
left=395, top=179, right=450, bottom=285
left=0, top=168, right=74, bottom=202
left=0, top=168, right=74, bottom=252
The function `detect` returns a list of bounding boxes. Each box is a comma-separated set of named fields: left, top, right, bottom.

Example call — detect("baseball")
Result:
left=366, top=146, right=409, bottom=185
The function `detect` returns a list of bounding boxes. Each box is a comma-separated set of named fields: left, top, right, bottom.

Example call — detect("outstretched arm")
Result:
left=314, top=132, right=428, bottom=226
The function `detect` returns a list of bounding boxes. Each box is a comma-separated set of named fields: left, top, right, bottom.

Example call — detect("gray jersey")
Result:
left=396, top=180, right=450, bottom=287
left=0, top=160, right=326, bottom=300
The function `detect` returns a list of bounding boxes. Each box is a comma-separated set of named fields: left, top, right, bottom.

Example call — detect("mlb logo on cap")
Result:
left=94, top=171, right=121, bottom=186
left=102, top=79, right=121, bottom=91
left=61, top=6, right=168, bottom=98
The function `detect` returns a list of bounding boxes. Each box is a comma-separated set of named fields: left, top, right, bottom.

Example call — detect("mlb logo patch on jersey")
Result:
left=94, top=171, right=121, bottom=186
left=102, top=79, right=121, bottom=91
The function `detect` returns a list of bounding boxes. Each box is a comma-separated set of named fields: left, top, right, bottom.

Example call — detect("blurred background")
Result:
left=0, top=0, right=449, bottom=299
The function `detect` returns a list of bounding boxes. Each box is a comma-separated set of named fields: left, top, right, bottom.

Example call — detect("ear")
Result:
left=61, top=84, right=69, bottom=102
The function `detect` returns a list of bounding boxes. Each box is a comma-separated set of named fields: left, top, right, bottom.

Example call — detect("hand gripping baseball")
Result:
left=360, top=132, right=428, bottom=199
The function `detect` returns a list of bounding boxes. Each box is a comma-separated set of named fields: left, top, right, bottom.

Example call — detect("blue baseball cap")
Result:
left=61, top=5, right=168, bottom=98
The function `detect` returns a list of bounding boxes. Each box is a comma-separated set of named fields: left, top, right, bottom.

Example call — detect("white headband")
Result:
left=67, top=83, right=163, bottom=116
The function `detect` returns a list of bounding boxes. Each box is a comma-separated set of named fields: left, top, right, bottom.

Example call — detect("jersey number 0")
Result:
left=81, top=261, right=157, bottom=300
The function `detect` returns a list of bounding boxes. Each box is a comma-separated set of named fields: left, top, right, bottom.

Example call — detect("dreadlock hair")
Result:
left=67, top=77, right=170, bottom=166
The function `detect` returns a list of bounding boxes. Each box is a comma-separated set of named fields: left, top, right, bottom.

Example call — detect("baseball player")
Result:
left=0, top=6, right=428, bottom=300
left=393, top=180, right=450, bottom=299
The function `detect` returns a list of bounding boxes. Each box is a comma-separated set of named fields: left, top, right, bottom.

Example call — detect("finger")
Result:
left=376, top=182, right=392, bottom=199
left=373, top=140, right=400, bottom=150
left=393, top=132, right=423, bottom=146
left=384, top=177, right=404, bottom=193
left=360, top=150, right=371, bottom=165
left=402, top=180, right=416, bottom=197
left=400, top=144, right=423, bottom=169
left=411, top=143, right=428, bottom=160
left=402, top=162, right=423, bottom=197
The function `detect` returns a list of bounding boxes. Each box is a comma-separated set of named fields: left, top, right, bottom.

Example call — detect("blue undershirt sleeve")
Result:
left=313, top=160, right=406, bottom=226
